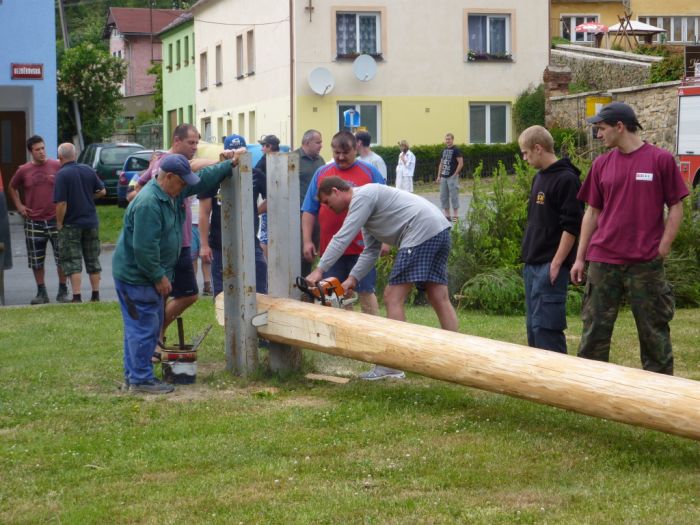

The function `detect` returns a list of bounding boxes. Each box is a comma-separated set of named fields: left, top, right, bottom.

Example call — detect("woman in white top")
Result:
left=395, top=139, right=416, bottom=192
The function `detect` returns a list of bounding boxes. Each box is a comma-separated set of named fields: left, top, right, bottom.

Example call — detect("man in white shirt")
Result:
left=355, top=131, right=387, bottom=182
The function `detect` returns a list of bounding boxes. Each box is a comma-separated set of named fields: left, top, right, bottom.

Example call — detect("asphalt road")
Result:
left=1, top=192, right=471, bottom=307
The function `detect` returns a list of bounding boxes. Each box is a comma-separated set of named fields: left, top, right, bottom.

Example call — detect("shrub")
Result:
left=456, top=267, right=525, bottom=315
left=513, top=84, right=545, bottom=134
left=648, top=53, right=684, bottom=83
left=373, top=142, right=520, bottom=186
left=666, top=187, right=700, bottom=307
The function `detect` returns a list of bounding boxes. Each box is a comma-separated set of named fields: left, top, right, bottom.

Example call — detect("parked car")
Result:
left=116, top=150, right=163, bottom=207
left=77, top=142, right=144, bottom=199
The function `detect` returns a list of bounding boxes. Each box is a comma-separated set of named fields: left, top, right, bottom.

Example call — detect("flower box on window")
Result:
left=466, top=50, right=513, bottom=62
left=466, top=51, right=513, bottom=62
left=336, top=52, right=383, bottom=60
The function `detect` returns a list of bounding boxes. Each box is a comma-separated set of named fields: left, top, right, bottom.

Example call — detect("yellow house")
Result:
left=631, top=0, right=700, bottom=43
left=550, top=1, right=624, bottom=43
left=191, top=0, right=549, bottom=155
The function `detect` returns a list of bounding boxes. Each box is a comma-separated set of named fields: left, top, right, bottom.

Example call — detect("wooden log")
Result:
left=216, top=294, right=700, bottom=441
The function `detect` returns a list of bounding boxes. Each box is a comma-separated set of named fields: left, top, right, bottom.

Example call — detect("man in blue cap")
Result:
left=113, top=151, right=244, bottom=394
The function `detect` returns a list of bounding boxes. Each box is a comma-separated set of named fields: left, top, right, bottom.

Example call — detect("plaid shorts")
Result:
left=24, top=218, right=60, bottom=270
left=58, top=225, right=101, bottom=275
left=389, top=228, right=451, bottom=288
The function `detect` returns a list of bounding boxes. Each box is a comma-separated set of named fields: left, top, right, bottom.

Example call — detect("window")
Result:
left=184, top=36, right=189, bottom=65
left=639, top=16, right=699, bottom=43
left=337, top=103, right=380, bottom=142
left=236, top=34, right=244, bottom=78
left=176, top=40, right=181, bottom=68
left=470, top=103, right=509, bottom=144
left=202, top=118, right=212, bottom=142
left=336, top=12, right=381, bottom=56
left=560, top=15, right=598, bottom=43
left=248, top=111, right=256, bottom=142
left=199, top=51, right=208, bottom=90
left=188, top=105, right=194, bottom=124
left=246, top=30, right=255, bottom=74
left=215, top=44, right=223, bottom=85
left=217, top=117, right=224, bottom=142
left=178, top=107, right=184, bottom=124
left=238, top=113, right=245, bottom=137
left=468, top=14, right=511, bottom=56
left=167, top=43, right=173, bottom=71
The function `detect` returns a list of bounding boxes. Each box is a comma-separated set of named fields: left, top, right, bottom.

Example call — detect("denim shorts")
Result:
left=323, top=254, right=377, bottom=293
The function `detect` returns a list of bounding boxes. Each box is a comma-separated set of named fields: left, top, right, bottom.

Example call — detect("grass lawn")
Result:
left=1, top=301, right=699, bottom=524
left=96, top=203, right=125, bottom=245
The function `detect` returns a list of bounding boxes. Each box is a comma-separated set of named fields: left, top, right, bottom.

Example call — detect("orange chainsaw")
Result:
left=295, top=276, right=358, bottom=308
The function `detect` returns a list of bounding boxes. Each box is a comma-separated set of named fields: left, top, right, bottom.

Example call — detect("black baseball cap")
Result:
left=586, top=102, right=643, bottom=130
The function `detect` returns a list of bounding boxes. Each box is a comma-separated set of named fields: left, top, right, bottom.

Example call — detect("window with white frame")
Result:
left=337, top=103, right=380, bottom=143
left=560, top=15, right=598, bottom=43
left=246, top=30, right=255, bottom=74
left=336, top=12, right=381, bottom=56
left=199, top=51, right=208, bottom=90
left=469, top=103, right=510, bottom=144
left=468, top=14, right=511, bottom=56
left=215, top=44, right=222, bottom=85
left=639, top=16, right=699, bottom=43
left=236, top=34, right=244, bottom=78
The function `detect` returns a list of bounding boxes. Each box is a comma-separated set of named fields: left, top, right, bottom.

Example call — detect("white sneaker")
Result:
left=359, top=366, right=406, bottom=381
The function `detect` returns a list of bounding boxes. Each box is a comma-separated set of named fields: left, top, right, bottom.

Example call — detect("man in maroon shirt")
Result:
left=571, top=102, right=689, bottom=375
left=7, top=136, right=69, bottom=304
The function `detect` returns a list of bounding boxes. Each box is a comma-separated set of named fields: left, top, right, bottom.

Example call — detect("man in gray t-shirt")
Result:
left=306, top=176, right=459, bottom=380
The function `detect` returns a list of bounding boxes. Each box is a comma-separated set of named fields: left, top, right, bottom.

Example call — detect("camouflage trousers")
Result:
left=578, top=259, right=675, bottom=375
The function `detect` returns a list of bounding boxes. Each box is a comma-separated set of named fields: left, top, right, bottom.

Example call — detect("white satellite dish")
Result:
left=353, top=54, right=377, bottom=82
left=308, top=67, right=335, bottom=95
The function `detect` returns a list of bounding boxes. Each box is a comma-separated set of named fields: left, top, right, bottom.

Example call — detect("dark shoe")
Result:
left=129, top=379, right=174, bottom=394
left=71, top=297, right=82, bottom=303
left=202, top=283, right=213, bottom=296
left=56, top=290, right=71, bottom=303
left=30, top=292, right=49, bottom=305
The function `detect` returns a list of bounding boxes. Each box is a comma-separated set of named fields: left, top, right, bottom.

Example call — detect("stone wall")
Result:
left=548, top=81, right=682, bottom=153
left=550, top=44, right=661, bottom=91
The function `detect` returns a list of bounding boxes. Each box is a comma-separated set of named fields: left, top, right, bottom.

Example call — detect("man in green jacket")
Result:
left=113, top=152, right=242, bottom=394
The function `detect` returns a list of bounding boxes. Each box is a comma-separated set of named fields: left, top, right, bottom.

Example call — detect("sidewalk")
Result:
left=3, top=212, right=117, bottom=306
left=2, top=192, right=471, bottom=306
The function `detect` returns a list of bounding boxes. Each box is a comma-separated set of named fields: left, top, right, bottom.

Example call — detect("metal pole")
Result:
left=57, top=0, right=84, bottom=151
left=221, top=154, right=259, bottom=375
left=266, top=152, right=302, bottom=372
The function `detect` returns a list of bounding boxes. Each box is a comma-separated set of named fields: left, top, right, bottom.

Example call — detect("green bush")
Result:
left=513, top=84, right=545, bottom=134
left=648, top=53, right=684, bottom=83
left=456, top=267, right=525, bottom=314
left=666, top=187, right=700, bottom=307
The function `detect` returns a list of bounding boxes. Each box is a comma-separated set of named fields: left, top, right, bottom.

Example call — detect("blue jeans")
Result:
left=211, top=241, right=268, bottom=296
left=115, top=278, right=164, bottom=384
left=523, top=262, right=569, bottom=354
left=323, top=254, right=376, bottom=293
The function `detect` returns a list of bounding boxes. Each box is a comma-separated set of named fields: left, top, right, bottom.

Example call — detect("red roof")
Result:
left=105, top=7, right=184, bottom=36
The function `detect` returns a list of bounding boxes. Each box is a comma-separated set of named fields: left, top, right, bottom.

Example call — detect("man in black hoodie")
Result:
left=519, top=126, right=583, bottom=354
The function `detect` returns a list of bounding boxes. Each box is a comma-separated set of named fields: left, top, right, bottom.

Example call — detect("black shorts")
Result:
left=172, top=247, right=198, bottom=298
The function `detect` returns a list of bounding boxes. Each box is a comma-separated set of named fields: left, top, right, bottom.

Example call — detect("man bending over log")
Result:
left=306, top=176, right=458, bottom=380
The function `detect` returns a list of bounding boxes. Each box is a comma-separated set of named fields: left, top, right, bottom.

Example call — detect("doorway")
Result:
left=0, top=111, right=27, bottom=210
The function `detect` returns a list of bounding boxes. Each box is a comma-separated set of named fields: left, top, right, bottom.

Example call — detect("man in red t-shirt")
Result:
left=301, top=131, right=385, bottom=316
left=571, top=102, right=689, bottom=375
left=7, top=135, right=69, bottom=304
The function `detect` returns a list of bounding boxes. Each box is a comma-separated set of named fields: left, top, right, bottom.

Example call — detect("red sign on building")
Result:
left=11, top=63, right=44, bottom=80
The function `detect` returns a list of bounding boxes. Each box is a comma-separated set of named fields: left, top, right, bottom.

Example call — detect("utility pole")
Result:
left=57, top=0, right=85, bottom=151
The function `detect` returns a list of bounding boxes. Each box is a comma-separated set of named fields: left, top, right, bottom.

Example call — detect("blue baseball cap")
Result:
left=224, top=134, right=247, bottom=150
left=159, top=154, right=200, bottom=186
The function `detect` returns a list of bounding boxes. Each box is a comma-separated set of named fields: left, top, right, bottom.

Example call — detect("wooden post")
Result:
left=221, top=154, right=259, bottom=375
left=265, top=152, right=302, bottom=372
left=216, top=295, right=700, bottom=442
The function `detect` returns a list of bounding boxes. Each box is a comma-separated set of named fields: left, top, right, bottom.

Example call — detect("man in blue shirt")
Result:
left=54, top=143, right=106, bottom=303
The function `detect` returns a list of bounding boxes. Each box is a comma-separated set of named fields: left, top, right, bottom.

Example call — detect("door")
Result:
left=0, top=111, right=27, bottom=210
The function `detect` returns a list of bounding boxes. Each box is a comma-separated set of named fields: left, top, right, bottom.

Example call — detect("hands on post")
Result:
left=155, top=275, right=172, bottom=297
left=220, top=147, right=247, bottom=165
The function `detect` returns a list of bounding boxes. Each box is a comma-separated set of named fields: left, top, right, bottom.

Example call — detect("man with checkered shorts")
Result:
left=7, top=135, right=69, bottom=304
left=306, top=177, right=459, bottom=380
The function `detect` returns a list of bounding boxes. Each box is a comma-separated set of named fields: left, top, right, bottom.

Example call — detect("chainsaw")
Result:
left=295, top=276, right=358, bottom=308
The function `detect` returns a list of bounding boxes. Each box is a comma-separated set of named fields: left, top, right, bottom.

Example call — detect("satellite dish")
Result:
left=308, top=67, right=335, bottom=95
left=353, top=54, right=377, bottom=82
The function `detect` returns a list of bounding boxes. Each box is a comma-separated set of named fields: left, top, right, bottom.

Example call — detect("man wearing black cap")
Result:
left=571, top=102, right=689, bottom=375
left=113, top=152, right=242, bottom=394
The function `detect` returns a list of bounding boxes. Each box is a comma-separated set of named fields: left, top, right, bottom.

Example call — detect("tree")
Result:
left=148, top=62, right=163, bottom=120
left=513, top=84, right=545, bottom=135
left=57, top=43, right=127, bottom=143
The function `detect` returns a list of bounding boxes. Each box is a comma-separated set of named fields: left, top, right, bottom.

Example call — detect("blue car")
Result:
left=116, top=150, right=163, bottom=208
